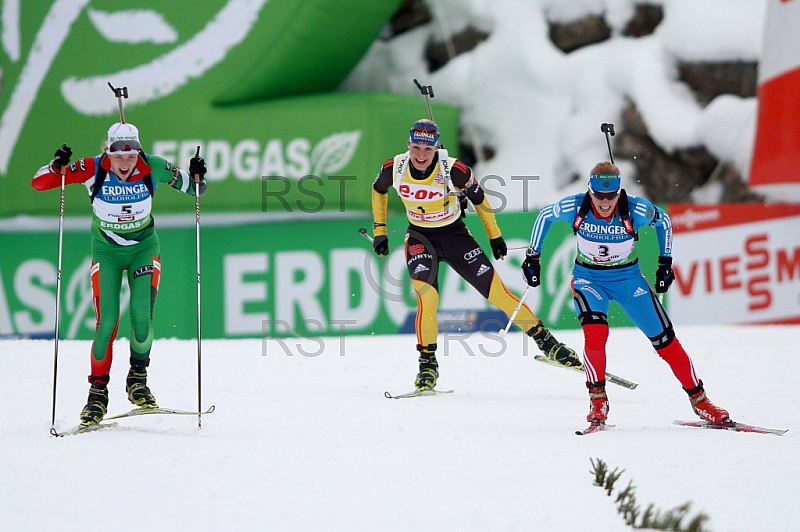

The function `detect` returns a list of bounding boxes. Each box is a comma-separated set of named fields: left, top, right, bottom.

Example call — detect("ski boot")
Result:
left=528, top=320, right=582, bottom=367
left=587, top=382, right=609, bottom=423
left=686, top=382, right=730, bottom=424
left=414, top=344, right=439, bottom=391
left=80, top=375, right=110, bottom=425
left=126, top=359, right=158, bottom=408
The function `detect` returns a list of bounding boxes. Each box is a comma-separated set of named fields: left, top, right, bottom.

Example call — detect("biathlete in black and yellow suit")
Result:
left=371, top=119, right=580, bottom=391
left=32, top=122, right=208, bottom=425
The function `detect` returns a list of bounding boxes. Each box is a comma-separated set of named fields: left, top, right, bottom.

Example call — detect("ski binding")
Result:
left=576, top=421, right=614, bottom=436
left=385, top=389, right=454, bottom=399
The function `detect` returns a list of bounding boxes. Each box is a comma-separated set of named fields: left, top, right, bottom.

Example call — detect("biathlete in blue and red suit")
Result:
left=371, top=119, right=581, bottom=391
left=522, top=160, right=731, bottom=427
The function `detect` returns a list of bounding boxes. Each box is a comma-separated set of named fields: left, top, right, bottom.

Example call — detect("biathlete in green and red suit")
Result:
left=31, top=122, right=208, bottom=425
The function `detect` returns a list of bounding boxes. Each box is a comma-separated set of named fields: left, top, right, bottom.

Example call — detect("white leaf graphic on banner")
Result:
left=310, top=131, right=361, bottom=176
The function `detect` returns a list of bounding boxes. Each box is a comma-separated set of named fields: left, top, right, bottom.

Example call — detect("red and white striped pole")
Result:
left=749, top=0, right=800, bottom=200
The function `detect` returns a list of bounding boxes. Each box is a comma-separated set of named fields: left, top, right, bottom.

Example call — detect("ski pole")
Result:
left=49, top=165, right=66, bottom=435
left=500, top=286, right=530, bottom=337
left=600, top=123, right=615, bottom=163
left=193, top=146, right=203, bottom=429
left=413, top=79, right=435, bottom=122
left=358, top=227, right=374, bottom=243
left=413, top=79, right=467, bottom=209
left=108, top=82, right=128, bottom=122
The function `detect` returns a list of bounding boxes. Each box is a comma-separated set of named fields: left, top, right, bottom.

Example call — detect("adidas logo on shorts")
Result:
left=414, top=264, right=430, bottom=274
left=477, top=264, right=491, bottom=276
left=633, top=286, right=648, bottom=297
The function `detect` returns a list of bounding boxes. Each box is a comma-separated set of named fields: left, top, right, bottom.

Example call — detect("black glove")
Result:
left=489, top=237, right=507, bottom=260
left=522, top=253, right=541, bottom=287
left=189, top=153, right=207, bottom=178
left=372, top=235, right=388, bottom=257
left=53, top=144, right=72, bottom=170
left=459, top=193, right=468, bottom=219
left=655, top=256, right=674, bottom=293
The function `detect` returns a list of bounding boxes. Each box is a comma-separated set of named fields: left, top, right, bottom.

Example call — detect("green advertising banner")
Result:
left=1, top=1, right=459, bottom=217
left=0, top=210, right=660, bottom=340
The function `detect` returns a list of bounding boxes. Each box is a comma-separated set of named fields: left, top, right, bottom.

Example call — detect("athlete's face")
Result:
left=408, top=142, right=436, bottom=171
left=590, top=189, right=620, bottom=218
left=109, top=153, right=138, bottom=181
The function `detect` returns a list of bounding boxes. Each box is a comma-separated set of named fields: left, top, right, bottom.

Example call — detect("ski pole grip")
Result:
left=601, top=122, right=615, bottom=136
left=107, top=82, right=128, bottom=98
left=108, top=82, right=128, bottom=122
left=601, top=123, right=615, bottom=163
left=358, top=227, right=374, bottom=243
left=413, top=78, right=434, bottom=98
left=194, top=146, right=201, bottom=183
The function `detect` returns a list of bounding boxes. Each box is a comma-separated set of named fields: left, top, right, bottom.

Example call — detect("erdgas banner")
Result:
left=0, top=1, right=458, bottom=217
left=0, top=211, right=661, bottom=340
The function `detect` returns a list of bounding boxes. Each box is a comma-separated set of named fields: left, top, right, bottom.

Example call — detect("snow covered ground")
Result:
left=2, top=324, right=797, bottom=531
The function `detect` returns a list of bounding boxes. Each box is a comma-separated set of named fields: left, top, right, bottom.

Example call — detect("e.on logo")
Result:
left=398, top=184, right=445, bottom=201
left=673, top=233, right=800, bottom=311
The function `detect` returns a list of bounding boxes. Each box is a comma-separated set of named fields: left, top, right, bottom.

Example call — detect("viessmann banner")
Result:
left=667, top=203, right=800, bottom=325
left=0, top=0, right=458, bottom=216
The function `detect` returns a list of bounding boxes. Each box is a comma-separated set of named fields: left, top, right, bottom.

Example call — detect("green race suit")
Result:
left=32, top=153, right=205, bottom=380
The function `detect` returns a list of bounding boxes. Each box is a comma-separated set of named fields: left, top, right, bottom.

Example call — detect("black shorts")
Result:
left=405, top=220, right=494, bottom=298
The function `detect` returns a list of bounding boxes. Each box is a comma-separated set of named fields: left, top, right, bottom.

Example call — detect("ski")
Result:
left=51, top=405, right=216, bottom=437
left=384, top=389, right=454, bottom=399
left=576, top=422, right=614, bottom=436
left=673, top=419, right=788, bottom=436
left=534, top=355, right=638, bottom=389
left=105, top=404, right=216, bottom=420
left=50, top=422, right=117, bottom=437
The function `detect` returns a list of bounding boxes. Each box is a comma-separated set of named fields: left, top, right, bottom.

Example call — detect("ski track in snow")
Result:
left=0, top=325, right=797, bottom=531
